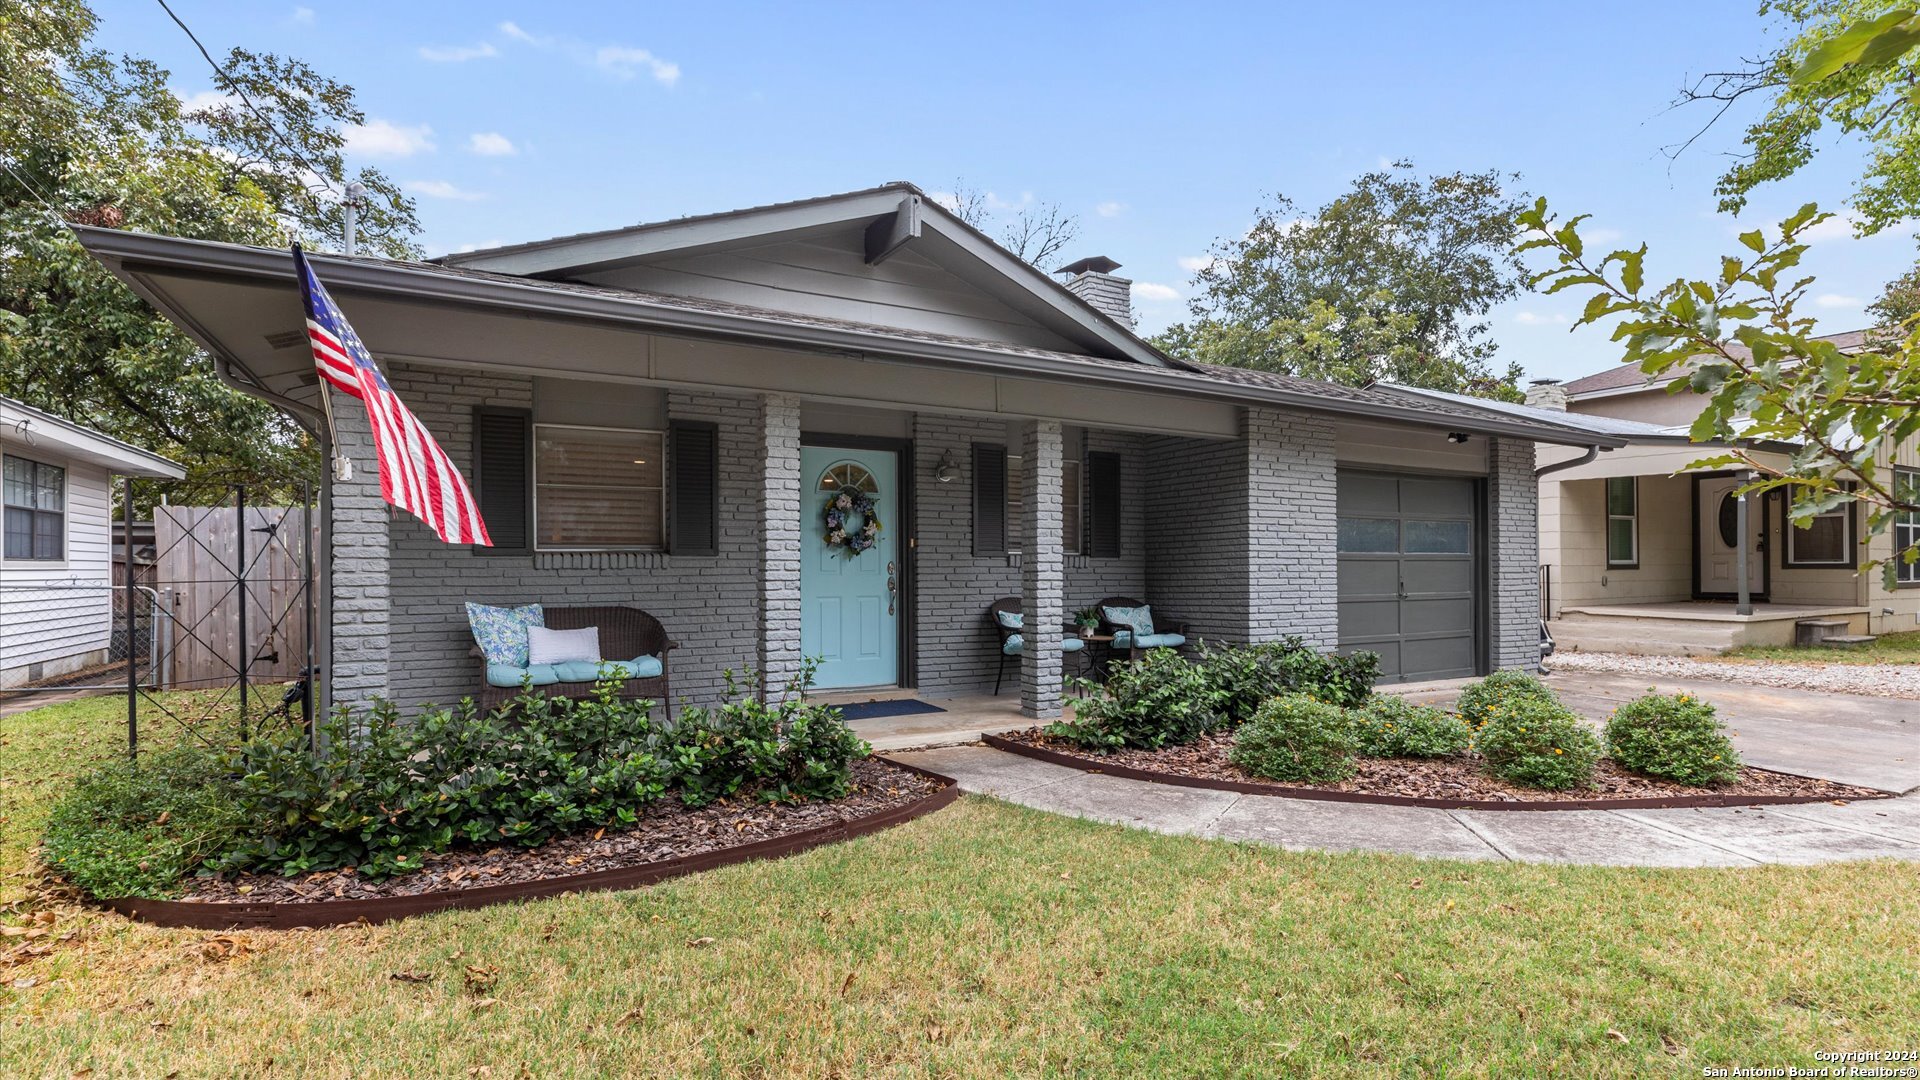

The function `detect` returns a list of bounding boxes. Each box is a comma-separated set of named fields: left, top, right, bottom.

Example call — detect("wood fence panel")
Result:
left=153, top=505, right=315, bottom=689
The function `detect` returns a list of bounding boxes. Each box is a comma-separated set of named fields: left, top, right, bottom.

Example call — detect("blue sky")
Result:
left=93, top=0, right=1920, bottom=382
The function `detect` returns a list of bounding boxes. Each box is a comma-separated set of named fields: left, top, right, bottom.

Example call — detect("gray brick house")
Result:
left=78, top=183, right=1621, bottom=718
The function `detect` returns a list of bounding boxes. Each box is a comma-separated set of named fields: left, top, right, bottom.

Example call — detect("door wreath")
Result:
left=823, top=488, right=883, bottom=556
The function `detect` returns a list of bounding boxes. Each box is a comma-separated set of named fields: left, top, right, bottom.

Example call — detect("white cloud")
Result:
left=499, top=21, right=544, bottom=45
left=927, top=190, right=959, bottom=212
left=985, top=190, right=1032, bottom=212
left=1095, top=201, right=1124, bottom=218
left=1133, top=282, right=1181, bottom=302
left=175, top=88, right=237, bottom=113
left=405, top=179, right=487, bottom=201
left=454, top=239, right=506, bottom=254
left=1177, top=254, right=1214, bottom=273
left=1815, top=293, right=1865, bottom=308
left=344, top=119, right=435, bottom=158
left=291, top=6, right=314, bottom=24
left=1802, top=213, right=1860, bottom=242
left=1584, top=227, right=1623, bottom=245
left=595, top=45, right=680, bottom=85
left=420, top=42, right=498, bottom=62
left=467, top=131, right=517, bottom=156
left=1514, top=311, right=1569, bottom=326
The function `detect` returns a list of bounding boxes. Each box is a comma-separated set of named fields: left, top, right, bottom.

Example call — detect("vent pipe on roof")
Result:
left=1057, top=256, right=1133, bottom=329
left=1525, top=378, right=1568, bottom=411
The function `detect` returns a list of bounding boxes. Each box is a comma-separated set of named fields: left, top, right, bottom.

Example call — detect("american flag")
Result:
left=296, top=245, right=492, bottom=546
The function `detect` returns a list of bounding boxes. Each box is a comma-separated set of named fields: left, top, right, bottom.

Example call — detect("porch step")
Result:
left=1817, top=635, right=1878, bottom=649
left=1796, top=618, right=1858, bottom=648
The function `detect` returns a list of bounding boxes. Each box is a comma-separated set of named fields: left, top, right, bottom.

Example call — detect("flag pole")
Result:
left=294, top=243, right=354, bottom=483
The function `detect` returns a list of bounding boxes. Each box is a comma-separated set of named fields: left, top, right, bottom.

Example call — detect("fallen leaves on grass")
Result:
left=463, top=965, right=499, bottom=994
left=389, top=970, right=435, bottom=984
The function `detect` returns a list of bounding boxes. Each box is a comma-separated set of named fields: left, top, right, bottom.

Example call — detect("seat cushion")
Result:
left=1134, top=632, right=1185, bottom=650
left=1102, top=604, right=1155, bottom=638
left=1004, top=634, right=1085, bottom=656
left=994, top=609, right=1024, bottom=630
left=486, top=654, right=664, bottom=688
left=467, top=602, right=544, bottom=667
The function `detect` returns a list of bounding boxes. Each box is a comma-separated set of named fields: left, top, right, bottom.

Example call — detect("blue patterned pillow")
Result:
left=1103, top=604, right=1155, bottom=638
left=465, top=602, right=544, bottom=667
left=995, top=609, right=1024, bottom=630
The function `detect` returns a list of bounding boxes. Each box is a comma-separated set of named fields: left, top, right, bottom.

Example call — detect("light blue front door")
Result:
left=800, top=446, right=900, bottom=689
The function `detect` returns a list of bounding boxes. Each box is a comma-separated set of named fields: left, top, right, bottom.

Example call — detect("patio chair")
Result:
left=471, top=604, right=676, bottom=717
left=988, top=597, right=1088, bottom=695
left=1095, top=596, right=1191, bottom=663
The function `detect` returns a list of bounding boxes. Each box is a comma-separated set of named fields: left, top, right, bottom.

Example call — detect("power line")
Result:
left=0, top=158, right=74, bottom=235
left=152, top=0, right=342, bottom=210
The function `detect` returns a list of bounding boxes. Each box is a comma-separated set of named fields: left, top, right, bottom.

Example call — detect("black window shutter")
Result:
left=669, top=421, right=719, bottom=556
left=472, top=406, right=531, bottom=555
left=972, top=442, right=1007, bottom=556
left=1086, top=451, right=1123, bottom=558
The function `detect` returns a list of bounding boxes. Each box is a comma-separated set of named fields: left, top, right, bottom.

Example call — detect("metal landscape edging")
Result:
left=101, top=758, right=958, bottom=931
left=982, top=733, right=1889, bottom=812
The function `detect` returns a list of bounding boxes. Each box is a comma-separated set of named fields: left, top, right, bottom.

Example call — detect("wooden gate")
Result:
left=153, top=504, right=315, bottom=690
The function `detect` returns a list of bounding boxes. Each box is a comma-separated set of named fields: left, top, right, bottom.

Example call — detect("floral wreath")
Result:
left=822, top=488, right=883, bottom=556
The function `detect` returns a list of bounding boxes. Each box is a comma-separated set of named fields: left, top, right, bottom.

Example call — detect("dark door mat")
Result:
left=834, top=699, right=948, bottom=721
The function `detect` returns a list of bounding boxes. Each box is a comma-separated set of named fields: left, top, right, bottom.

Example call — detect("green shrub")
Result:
left=661, top=666, right=871, bottom=807
left=1227, top=694, right=1358, bottom=783
left=1604, top=691, right=1741, bottom=786
left=1047, top=648, right=1222, bottom=751
left=1454, top=669, right=1559, bottom=729
left=1197, top=638, right=1381, bottom=723
left=1470, top=692, right=1600, bottom=791
left=1350, top=695, right=1471, bottom=759
left=43, top=744, right=245, bottom=900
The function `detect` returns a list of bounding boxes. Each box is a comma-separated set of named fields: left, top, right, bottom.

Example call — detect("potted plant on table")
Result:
left=1073, top=607, right=1102, bottom=639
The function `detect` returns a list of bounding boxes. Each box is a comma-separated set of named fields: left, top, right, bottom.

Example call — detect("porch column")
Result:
left=1735, top=471, right=1753, bottom=616
left=327, top=398, right=391, bottom=709
left=757, top=393, right=804, bottom=700
left=1020, top=419, right=1065, bottom=719
left=1487, top=437, right=1543, bottom=672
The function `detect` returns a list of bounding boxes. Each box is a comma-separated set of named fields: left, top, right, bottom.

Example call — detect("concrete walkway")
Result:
left=891, top=744, right=1920, bottom=867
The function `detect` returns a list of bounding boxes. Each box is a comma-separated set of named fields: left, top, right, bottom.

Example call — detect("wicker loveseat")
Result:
left=470, top=605, right=676, bottom=715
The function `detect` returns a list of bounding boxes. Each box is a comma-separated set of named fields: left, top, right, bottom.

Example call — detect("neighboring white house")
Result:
left=0, top=396, right=185, bottom=688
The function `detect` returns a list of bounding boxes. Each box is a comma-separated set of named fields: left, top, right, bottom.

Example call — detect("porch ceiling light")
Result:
left=1446, top=432, right=1470, bottom=444
left=935, top=449, right=961, bottom=483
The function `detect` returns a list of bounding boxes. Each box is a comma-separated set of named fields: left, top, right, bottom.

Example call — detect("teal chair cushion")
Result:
left=1111, top=630, right=1185, bottom=650
left=1002, top=635, right=1086, bottom=656
left=994, top=609, right=1024, bottom=630
left=486, top=654, right=663, bottom=688
left=466, top=602, right=545, bottom=666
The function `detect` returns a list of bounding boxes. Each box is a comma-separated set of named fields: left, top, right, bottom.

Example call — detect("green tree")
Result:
left=1679, top=1, right=1920, bottom=236
left=0, top=0, right=420, bottom=505
left=1154, top=163, right=1528, bottom=398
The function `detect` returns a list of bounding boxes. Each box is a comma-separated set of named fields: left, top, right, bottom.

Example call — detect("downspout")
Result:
left=1534, top=444, right=1603, bottom=478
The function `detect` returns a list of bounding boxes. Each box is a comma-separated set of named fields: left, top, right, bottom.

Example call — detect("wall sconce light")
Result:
left=1446, top=432, right=1471, bottom=444
left=935, top=449, right=961, bottom=483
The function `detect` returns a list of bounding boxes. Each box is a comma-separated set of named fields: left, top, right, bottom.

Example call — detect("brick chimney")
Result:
left=1057, top=255, right=1133, bottom=329
left=1525, top=378, right=1568, bottom=411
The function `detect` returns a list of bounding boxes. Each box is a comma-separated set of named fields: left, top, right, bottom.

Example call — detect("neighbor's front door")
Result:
left=799, top=445, right=900, bottom=690
left=1697, top=474, right=1766, bottom=597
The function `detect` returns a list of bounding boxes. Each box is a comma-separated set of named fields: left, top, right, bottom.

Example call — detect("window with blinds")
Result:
left=533, top=424, right=666, bottom=550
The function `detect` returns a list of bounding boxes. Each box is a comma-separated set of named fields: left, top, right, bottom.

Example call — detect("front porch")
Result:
left=1551, top=601, right=1872, bottom=656
left=810, top=687, right=1064, bottom=752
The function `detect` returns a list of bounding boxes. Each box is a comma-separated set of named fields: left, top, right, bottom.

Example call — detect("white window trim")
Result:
left=1896, top=468, right=1920, bottom=584
left=1605, top=476, right=1637, bottom=568
left=2, top=453, right=68, bottom=565
left=531, top=422, right=666, bottom=553
left=1785, top=501, right=1853, bottom=567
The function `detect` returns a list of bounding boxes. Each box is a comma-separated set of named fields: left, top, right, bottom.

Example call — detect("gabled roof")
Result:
left=1562, top=328, right=1875, bottom=398
left=436, top=182, right=1174, bottom=369
left=0, top=395, right=186, bottom=478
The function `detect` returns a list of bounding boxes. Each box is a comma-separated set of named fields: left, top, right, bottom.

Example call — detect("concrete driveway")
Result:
left=1398, top=669, right=1919, bottom=795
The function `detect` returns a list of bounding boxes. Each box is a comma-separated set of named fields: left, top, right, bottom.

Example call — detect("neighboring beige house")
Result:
left=1516, top=330, right=1919, bottom=654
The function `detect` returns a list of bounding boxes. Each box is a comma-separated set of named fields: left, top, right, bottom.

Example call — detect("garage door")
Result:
left=1337, top=471, right=1481, bottom=684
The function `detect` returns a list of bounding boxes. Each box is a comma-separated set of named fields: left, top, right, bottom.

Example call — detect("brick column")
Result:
left=757, top=393, right=803, bottom=699
left=1246, top=407, right=1338, bottom=649
left=327, top=397, right=391, bottom=708
left=1020, top=420, right=1065, bottom=719
left=1488, top=437, right=1541, bottom=672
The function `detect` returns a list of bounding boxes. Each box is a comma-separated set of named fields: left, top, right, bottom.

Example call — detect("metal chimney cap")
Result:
left=1056, top=255, right=1122, bottom=276
left=1529, top=377, right=1562, bottom=385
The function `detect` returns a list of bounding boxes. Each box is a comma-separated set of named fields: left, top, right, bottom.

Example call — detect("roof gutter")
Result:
left=74, top=227, right=1625, bottom=449
left=1534, top=444, right=1603, bottom=478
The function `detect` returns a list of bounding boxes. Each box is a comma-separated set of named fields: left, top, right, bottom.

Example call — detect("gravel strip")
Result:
left=1549, top=651, right=1920, bottom=700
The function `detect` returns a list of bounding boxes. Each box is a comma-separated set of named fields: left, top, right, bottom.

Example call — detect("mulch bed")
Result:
left=175, top=758, right=943, bottom=906
left=991, top=728, right=1886, bottom=808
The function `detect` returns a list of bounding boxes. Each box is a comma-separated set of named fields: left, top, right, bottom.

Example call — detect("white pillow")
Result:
left=526, top=625, right=602, bottom=666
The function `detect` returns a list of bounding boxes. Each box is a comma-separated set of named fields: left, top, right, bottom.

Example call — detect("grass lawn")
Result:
left=1718, top=629, right=1920, bottom=665
left=4, top=695, right=1919, bottom=1077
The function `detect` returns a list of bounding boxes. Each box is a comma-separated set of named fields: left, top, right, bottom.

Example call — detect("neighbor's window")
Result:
left=1896, top=468, right=1919, bottom=585
left=1786, top=496, right=1853, bottom=567
left=1006, top=455, right=1085, bottom=555
left=2, top=456, right=65, bottom=561
left=533, top=424, right=664, bottom=550
left=1605, top=476, right=1637, bottom=568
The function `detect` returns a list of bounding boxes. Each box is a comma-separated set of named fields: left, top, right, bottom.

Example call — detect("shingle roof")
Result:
left=1561, top=328, right=1875, bottom=397
left=1368, top=383, right=1680, bottom=439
